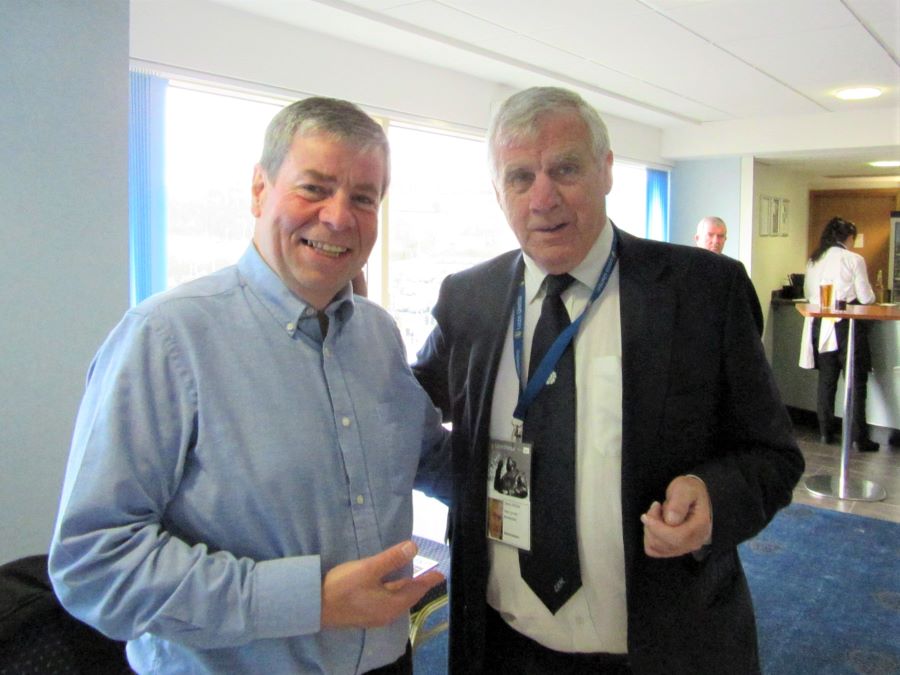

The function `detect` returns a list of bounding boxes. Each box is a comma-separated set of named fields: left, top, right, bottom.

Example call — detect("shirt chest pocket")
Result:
left=375, top=396, right=427, bottom=496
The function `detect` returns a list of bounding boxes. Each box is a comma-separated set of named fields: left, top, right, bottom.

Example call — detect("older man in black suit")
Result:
left=413, top=87, right=802, bottom=674
left=694, top=216, right=764, bottom=335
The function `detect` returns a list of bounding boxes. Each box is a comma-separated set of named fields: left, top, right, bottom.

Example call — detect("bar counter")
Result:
left=770, top=298, right=900, bottom=436
left=793, top=303, right=899, bottom=500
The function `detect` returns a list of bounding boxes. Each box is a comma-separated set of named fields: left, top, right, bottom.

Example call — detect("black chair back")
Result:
left=0, top=555, right=132, bottom=674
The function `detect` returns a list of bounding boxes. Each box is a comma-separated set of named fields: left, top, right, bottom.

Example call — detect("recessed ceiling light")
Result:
left=869, top=160, right=900, bottom=168
left=835, top=87, right=882, bottom=100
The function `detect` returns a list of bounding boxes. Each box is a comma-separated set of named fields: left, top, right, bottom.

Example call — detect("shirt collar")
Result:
left=522, top=219, right=613, bottom=304
left=237, top=244, right=355, bottom=334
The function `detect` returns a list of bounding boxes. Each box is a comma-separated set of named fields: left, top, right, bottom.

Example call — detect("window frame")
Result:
left=129, top=72, right=670, bottom=310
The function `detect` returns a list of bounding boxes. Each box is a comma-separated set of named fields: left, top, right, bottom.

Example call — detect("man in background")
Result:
left=414, top=87, right=802, bottom=674
left=50, top=97, right=447, bottom=674
left=695, top=216, right=764, bottom=334
left=694, top=215, right=728, bottom=254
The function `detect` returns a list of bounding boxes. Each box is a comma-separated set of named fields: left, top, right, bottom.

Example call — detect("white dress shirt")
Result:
left=803, top=243, right=875, bottom=307
left=799, top=244, right=875, bottom=367
left=487, top=221, right=628, bottom=653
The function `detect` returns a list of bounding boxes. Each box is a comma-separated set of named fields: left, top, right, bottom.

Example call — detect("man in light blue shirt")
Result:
left=49, top=97, right=448, bottom=674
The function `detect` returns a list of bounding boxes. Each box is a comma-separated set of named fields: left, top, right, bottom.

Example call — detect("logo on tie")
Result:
left=546, top=371, right=557, bottom=386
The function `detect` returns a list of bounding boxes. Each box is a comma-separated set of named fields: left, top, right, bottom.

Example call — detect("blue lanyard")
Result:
left=511, top=229, right=619, bottom=435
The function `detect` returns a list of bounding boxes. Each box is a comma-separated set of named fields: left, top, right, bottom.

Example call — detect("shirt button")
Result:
left=342, top=417, right=351, bottom=427
left=356, top=495, right=365, bottom=505
left=286, top=322, right=294, bottom=332
left=323, top=347, right=331, bottom=357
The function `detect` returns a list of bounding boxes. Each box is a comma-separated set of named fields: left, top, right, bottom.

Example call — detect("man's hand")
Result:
left=321, top=540, right=445, bottom=629
left=640, top=475, right=712, bottom=558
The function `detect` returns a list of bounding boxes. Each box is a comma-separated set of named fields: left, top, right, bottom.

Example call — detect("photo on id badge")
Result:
left=487, top=440, right=532, bottom=548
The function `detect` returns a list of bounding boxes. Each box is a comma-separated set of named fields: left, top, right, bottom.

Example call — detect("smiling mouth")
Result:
left=302, top=238, right=349, bottom=258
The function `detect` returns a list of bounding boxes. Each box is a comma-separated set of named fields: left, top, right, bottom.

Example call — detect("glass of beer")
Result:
left=819, top=281, right=834, bottom=310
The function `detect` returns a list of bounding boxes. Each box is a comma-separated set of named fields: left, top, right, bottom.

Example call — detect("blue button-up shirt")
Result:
left=49, top=245, right=447, bottom=674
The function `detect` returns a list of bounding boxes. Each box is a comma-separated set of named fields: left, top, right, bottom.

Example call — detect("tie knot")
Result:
left=544, top=274, right=575, bottom=298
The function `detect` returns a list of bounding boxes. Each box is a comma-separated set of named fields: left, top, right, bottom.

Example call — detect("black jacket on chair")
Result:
left=0, top=554, right=131, bottom=674
left=413, top=227, right=804, bottom=675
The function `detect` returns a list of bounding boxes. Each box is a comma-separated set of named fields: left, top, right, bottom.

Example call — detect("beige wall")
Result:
left=750, top=162, right=811, bottom=348
left=750, top=164, right=898, bottom=322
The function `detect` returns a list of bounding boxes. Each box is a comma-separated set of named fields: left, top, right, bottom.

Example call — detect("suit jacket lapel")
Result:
left=471, top=252, right=524, bottom=450
left=617, top=230, right=677, bottom=544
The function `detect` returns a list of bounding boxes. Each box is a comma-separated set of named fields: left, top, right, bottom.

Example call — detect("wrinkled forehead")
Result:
left=702, top=223, right=726, bottom=236
left=496, top=110, right=591, bottom=149
left=491, top=111, right=599, bottom=175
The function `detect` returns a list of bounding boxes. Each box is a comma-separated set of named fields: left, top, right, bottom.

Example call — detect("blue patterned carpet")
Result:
left=741, top=503, right=900, bottom=675
left=413, top=503, right=900, bottom=674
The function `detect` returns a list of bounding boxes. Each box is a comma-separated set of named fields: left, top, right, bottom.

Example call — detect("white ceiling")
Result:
left=209, top=0, right=899, bottom=177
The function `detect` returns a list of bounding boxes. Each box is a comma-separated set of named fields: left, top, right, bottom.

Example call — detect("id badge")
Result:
left=486, top=439, right=532, bottom=551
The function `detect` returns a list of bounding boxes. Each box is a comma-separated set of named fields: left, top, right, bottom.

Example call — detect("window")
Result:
left=375, top=124, right=516, bottom=359
left=133, top=77, right=670, bottom=336
left=608, top=161, right=669, bottom=242
left=130, top=76, right=670, bottom=541
left=608, top=161, right=648, bottom=237
left=166, top=85, right=284, bottom=288
left=134, top=79, right=521, bottom=357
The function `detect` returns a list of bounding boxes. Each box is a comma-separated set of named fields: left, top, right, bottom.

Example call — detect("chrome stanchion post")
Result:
left=804, top=313, right=886, bottom=501
left=838, top=318, right=855, bottom=499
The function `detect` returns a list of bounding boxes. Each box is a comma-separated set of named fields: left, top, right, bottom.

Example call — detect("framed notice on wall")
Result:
left=760, top=196, right=773, bottom=235
left=760, top=196, right=790, bottom=236
left=777, top=198, right=790, bottom=236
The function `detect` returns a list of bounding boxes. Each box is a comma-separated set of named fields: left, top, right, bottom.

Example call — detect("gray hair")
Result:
left=488, top=87, right=610, bottom=180
left=259, top=97, right=390, bottom=194
left=696, top=216, right=727, bottom=234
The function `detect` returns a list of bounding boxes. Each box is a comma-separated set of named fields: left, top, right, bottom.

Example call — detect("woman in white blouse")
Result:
left=801, top=217, right=877, bottom=452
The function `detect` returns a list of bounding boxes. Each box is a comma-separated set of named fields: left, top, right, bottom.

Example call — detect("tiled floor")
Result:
left=790, top=419, right=900, bottom=524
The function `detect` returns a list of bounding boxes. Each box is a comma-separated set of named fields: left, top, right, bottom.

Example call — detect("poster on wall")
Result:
left=760, top=196, right=772, bottom=236
left=778, top=198, right=790, bottom=236
left=759, top=196, right=790, bottom=236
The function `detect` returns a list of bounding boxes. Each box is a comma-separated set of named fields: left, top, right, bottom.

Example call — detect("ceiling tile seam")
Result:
left=840, top=0, right=900, bottom=68
left=430, top=0, right=732, bottom=118
left=310, top=0, right=703, bottom=124
left=634, top=0, right=832, bottom=112
left=530, top=36, right=734, bottom=118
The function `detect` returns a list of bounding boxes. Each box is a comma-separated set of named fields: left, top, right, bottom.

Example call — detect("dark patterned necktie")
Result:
left=519, top=273, right=581, bottom=613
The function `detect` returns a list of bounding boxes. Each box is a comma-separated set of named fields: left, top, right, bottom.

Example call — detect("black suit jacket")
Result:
left=413, top=227, right=803, bottom=675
